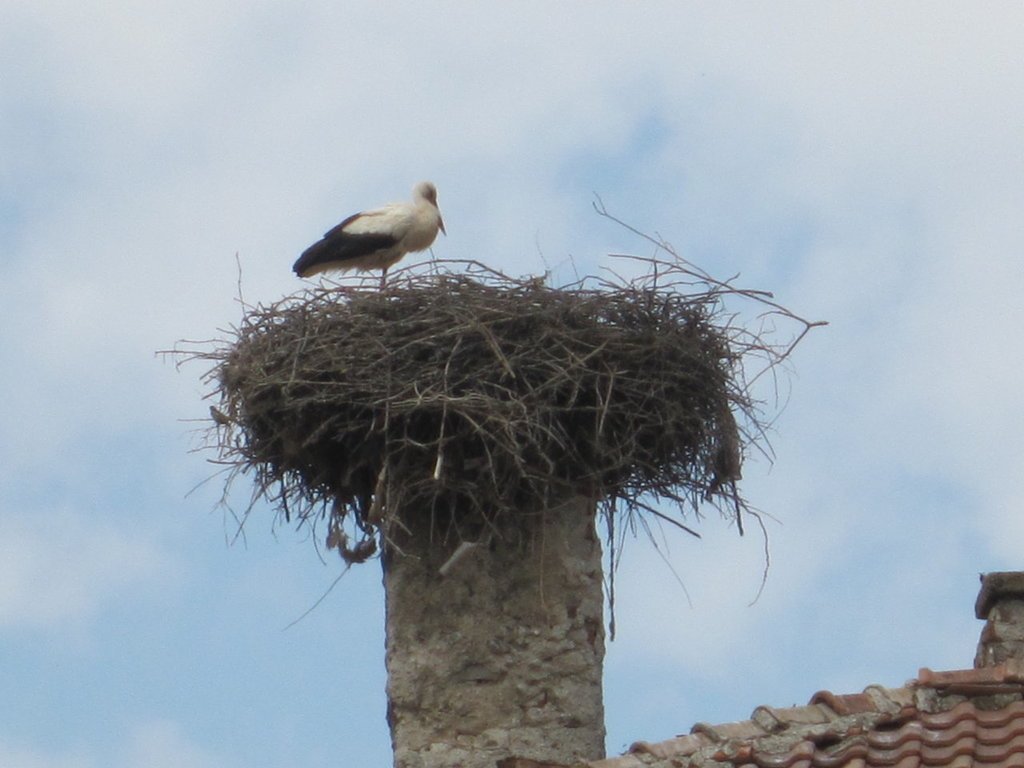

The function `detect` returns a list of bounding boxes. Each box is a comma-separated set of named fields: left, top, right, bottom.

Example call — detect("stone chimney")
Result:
left=974, top=571, right=1024, bottom=668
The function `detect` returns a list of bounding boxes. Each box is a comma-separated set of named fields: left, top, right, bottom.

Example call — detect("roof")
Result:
left=500, top=660, right=1024, bottom=768
left=601, top=661, right=1024, bottom=768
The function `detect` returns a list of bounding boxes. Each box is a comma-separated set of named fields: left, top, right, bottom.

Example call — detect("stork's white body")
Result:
left=294, top=182, right=445, bottom=286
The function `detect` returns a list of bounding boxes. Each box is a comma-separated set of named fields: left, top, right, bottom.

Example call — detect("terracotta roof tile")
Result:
left=917, top=660, right=1024, bottom=695
left=588, top=755, right=647, bottom=768
left=810, top=692, right=876, bottom=716
left=693, top=720, right=773, bottom=742
left=583, top=667, right=1024, bottom=768
left=630, top=733, right=711, bottom=760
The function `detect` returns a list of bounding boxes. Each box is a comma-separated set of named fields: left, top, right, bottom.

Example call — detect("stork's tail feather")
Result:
left=293, top=232, right=398, bottom=277
left=293, top=239, right=333, bottom=277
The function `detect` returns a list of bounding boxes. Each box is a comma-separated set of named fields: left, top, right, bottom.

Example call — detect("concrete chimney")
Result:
left=975, top=571, right=1024, bottom=668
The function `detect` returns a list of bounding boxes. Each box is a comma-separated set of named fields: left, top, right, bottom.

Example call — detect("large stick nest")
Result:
left=177, top=250, right=821, bottom=563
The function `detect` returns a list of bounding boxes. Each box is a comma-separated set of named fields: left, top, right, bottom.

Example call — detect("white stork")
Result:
left=293, top=181, right=446, bottom=288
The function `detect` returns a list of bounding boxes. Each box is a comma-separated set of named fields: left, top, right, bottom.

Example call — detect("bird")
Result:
left=293, top=181, right=446, bottom=289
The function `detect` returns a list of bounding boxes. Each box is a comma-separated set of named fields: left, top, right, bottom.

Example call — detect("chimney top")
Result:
left=975, top=571, right=1024, bottom=619
left=975, top=571, right=1024, bottom=668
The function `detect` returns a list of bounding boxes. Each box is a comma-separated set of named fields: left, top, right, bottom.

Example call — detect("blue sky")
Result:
left=2, top=3, right=1023, bottom=766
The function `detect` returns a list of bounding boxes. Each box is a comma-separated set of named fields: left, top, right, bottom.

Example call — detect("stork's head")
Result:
left=414, top=181, right=445, bottom=235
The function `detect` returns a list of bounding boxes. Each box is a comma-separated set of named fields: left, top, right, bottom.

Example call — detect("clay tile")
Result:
left=970, top=719, right=1016, bottom=748
left=864, top=685, right=914, bottom=715
left=627, top=740, right=658, bottom=755
left=919, top=740, right=977, bottom=764
left=930, top=666, right=1004, bottom=685
left=930, top=714, right=980, bottom=745
left=808, top=691, right=844, bottom=715
left=864, top=720, right=921, bottom=750
left=588, top=756, right=648, bottom=768
left=913, top=665, right=1024, bottom=694
left=713, top=721, right=772, bottom=741
left=813, top=739, right=869, bottom=768
left=917, top=700, right=976, bottom=729
left=751, top=706, right=784, bottom=733
left=692, top=721, right=768, bottom=743
left=751, top=740, right=815, bottom=768
left=755, top=704, right=832, bottom=729
left=975, top=732, right=1024, bottom=761
left=733, top=745, right=754, bottom=762
left=1006, top=657, right=1024, bottom=680
left=809, top=691, right=876, bottom=716
left=973, top=699, right=1024, bottom=726
left=712, top=747, right=741, bottom=762
left=630, top=734, right=709, bottom=759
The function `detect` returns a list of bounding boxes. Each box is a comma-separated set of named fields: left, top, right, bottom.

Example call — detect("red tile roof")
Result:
left=552, top=661, right=1024, bottom=768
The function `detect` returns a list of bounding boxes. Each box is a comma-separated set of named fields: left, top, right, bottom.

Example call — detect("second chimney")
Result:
left=975, top=571, right=1024, bottom=668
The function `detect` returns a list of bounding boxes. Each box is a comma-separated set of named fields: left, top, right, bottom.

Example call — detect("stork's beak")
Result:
left=438, top=215, right=446, bottom=236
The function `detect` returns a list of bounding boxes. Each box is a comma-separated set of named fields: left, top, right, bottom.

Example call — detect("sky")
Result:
left=2, top=2, right=1023, bottom=766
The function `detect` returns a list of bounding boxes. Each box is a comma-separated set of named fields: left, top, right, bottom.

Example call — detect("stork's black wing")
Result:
left=293, top=213, right=399, bottom=277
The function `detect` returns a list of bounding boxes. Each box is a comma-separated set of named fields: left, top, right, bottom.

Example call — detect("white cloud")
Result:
left=0, top=743, right=91, bottom=768
left=118, top=721, right=233, bottom=768
left=0, top=508, right=180, bottom=630
left=0, top=722, right=231, bottom=768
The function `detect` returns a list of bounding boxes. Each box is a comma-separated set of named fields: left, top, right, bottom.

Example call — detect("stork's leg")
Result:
left=380, top=267, right=388, bottom=291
